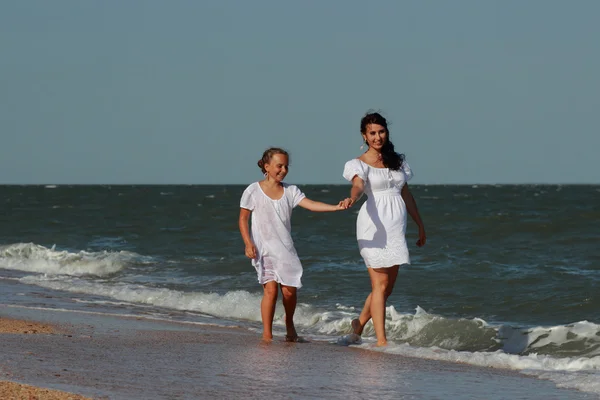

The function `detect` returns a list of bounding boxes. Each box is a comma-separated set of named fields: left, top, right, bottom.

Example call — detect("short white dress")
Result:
left=240, top=182, right=306, bottom=288
left=343, top=159, right=413, bottom=268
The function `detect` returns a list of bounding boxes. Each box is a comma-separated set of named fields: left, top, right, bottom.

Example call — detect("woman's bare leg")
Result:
left=353, top=266, right=399, bottom=343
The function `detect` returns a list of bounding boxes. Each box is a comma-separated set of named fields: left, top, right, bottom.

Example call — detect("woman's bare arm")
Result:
left=401, top=183, right=426, bottom=247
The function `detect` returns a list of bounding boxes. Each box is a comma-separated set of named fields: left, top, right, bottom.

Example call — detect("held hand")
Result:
left=416, top=227, right=427, bottom=247
left=336, top=201, right=347, bottom=210
left=340, top=198, right=354, bottom=209
left=245, top=243, right=258, bottom=259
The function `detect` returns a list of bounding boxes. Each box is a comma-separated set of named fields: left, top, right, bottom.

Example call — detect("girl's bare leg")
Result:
left=280, top=285, right=298, bottom=341
left=261, top=281, right=278, bottom=341
left=352, top=266, right=399, bottom=344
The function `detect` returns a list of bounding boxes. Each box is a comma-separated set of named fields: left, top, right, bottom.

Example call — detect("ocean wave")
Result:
left=15, top=271, right=600, bottom=362
left=367, top=342, right=600, bottom=396
left=19, top=275, right=264, bottom=321
left=321, top=306, right=600, bottom=358
left=0, top=243, right=151, bottom=277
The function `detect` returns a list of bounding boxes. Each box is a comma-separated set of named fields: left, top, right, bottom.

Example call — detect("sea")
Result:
left=1, top=184, right=599, bottom=396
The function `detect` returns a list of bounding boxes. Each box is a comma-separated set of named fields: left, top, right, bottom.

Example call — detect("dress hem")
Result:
left=364, top=261, right=411, bottom=269
left=257, top=277, right=302, bottom=289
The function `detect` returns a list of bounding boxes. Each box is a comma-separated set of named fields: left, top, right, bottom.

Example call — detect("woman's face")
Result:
left=362, top=123, right=388, bottom=151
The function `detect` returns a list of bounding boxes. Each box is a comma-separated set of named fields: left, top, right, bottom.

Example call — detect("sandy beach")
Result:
left=0, top=317, right=59, bottom=335
left=0, top=305, right=594, bottom=400
left=0, top=380, right=92, bottom=400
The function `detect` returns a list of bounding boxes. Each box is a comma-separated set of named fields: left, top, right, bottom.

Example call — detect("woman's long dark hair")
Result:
left=360, top=111, right=404, bottom=171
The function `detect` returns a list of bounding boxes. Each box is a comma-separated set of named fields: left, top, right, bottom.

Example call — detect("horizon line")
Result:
left=1, top=182, right=598, bottom=186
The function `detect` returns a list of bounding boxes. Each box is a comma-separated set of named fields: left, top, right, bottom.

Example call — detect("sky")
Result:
left=1, top=1, right=599, bottom=185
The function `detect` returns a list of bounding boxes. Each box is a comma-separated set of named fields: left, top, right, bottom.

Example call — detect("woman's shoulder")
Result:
left=344, top=158, right=363, bottom=167
left=343, top=158, right=367, bottom=181
left=400, top=157, right=413, bottom=179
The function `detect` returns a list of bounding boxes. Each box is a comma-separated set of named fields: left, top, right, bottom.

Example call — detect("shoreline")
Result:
left=0, top=305, right=594, bottom=400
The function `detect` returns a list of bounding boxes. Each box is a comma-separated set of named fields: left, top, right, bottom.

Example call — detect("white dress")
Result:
left=240, top=182, right=306, bottom=288
left=343, top=159, right=413, bottom=268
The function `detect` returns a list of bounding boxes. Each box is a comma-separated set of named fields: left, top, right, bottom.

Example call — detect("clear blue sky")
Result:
left=1, top=1, right=599, bottom=184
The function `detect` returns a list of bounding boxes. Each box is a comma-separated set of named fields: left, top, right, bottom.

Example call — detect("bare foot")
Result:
left=286, top=324, right=298, bottom=340
left=285, top=335, right=308, bottom=343
left=376, top=341, right=388, bottom=347
left=262, top=335, right=273, bottom=343
left=351, top=318, right=363, bottom=335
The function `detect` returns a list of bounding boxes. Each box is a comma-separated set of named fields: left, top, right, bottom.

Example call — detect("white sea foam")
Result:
left=19, top=275, right=265, bottom=322
left=328, top=306, right=600, bottom=358
left=500, top=321, right=600, bottom=356
left=3, top=304, right=230, bottom=329
left=341, top=307, right=600, bottom=396
left=72, top=298, right=153, bottom=308
left=0, top=243, right=149, bottom=277
left=335, top=304, right=356, bottom=311
left=18, top=274, right=357, bottom=331
left=365, top=343, right=600, bottom=396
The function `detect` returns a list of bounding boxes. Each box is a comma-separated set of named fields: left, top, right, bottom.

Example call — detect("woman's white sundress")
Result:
left=240, top=182, right=306, bottom=288
left=343, top=158, right=413, bottom=268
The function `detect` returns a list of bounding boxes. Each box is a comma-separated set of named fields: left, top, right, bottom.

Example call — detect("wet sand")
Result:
left=0, top=316, right=91, bottom=400
left=0, top=305, right=594, bottom=400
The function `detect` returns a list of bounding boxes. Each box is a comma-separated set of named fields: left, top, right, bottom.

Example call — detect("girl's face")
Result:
left=362, top=123, right=388, bottom=151
left=264, top=153, right=289, bottom=182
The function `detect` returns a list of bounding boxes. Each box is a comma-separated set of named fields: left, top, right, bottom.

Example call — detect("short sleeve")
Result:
left=287, top=184, right=306, bottom=208
left=240, top=185, right=255, bottom=210
left=402, top=161, right=413, bottom=181
left=342, top=159, right=367, bottom=182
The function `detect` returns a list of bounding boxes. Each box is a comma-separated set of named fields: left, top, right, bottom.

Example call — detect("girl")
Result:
left=239, top=147, right=346, bottom=342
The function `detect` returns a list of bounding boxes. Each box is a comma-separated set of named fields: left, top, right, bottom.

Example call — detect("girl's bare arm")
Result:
left=298, top=198, right=346, bottom=212
left=238, top=208, right=257, bottom=258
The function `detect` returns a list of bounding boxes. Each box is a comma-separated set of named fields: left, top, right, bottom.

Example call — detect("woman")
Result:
left=342, top=111, right=426, bottom=346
